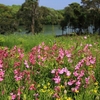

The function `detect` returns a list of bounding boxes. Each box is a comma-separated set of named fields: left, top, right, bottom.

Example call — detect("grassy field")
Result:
left=0, top=34, right=100, bottom=100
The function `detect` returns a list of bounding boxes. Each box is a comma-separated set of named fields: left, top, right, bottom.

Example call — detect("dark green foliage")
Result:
left=39, top=6, right=64, bottom=25
left=0, top=4, right=18, bottom=34
left=17, top=0, right=42, bottom=34
left=1, top=0, right=100, bottom=35
left=60, top=1, right=100, bottom=35
left=0, top=1, right=64, bottom=35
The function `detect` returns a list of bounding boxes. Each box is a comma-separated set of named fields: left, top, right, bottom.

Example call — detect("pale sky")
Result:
left=0, top=0, right=81, bottom=10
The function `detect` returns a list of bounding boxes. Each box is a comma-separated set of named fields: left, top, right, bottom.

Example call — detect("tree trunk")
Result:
left=31, top=17, right=35, bottom=35
left=31, top=3, right=35, bottom=35
left=31, top=1, right=38, bottom=35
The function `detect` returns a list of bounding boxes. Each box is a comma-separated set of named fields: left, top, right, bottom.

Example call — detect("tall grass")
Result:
left=0, top=34, right=55, bottom=52
left=0, top=34, right=100, bottom=50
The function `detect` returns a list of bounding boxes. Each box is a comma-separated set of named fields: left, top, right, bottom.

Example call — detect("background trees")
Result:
left=0, top=4, right=18, bottom=34
left=17, top=0, right=42, bottom=34
left=1, top=0, right=100, bottom=35
left=81, top=0, right=100, bottom=33
left=60, top=3, right=86, bottom=35
left=39, top=6, right=64, bottom=25
left=0, top=1, right=64, bottom=35
left=60, top=1, right=100, bottom=35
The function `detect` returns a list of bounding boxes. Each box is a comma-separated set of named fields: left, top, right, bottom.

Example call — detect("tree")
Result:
left=39, top=6, right=64, bottom=25
left=81, top=0, right=100, bottom=33
left=81, top=0, right=100, bottom=10
left=0, top=4, right=18, bottom=34
left=60, top=2, right=94, bottom=35
left=17, top=0, right=42, bottom=34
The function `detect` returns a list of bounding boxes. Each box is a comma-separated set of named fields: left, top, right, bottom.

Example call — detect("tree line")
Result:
left=0, top=0, right=63, bottom=34
left=0, top=0, right=100, bottom=35
left=60, top=0, right=100, bottom=35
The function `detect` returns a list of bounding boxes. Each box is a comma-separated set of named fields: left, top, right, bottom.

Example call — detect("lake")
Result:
left=16, top=25, right=71, bottom=35
left=41, top=25, right=73, bottom=35
left=15, top=25, right=94, bottom=35
left=41, top=25, right=94, bottom=35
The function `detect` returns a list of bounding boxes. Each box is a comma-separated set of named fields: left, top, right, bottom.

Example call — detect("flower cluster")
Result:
left=0, top=42, right=97, bottom=100
left=51, top=67, right=71, bottom=84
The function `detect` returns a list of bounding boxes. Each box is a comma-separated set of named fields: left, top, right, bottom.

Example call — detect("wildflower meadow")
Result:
left=0, top=34, right=100, bottom=100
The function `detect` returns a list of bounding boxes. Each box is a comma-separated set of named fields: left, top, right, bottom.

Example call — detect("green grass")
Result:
left=0, top=34, right=100, bottom=50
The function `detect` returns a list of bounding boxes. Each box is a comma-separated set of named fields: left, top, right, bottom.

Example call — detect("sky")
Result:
left=0, top=0, right=81, bottom=10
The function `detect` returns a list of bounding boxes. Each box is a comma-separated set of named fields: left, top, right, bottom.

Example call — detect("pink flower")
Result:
left=10, top=93, right=16, bottom=100
left=17, top=88, right=21, bottom=96
left=0, top=77, right=3, bottom=81
left=24, top=60, right=29, bottom=68
left=33, top=93, right=39, bottom=97
left=77, top=70, right=85, bottom=79
left=54, top=86, right=60, bottom=92
left=44, top=46, right=49, bottom=51
left=53, top=93, right=60, bottom=98
left=58, top=68, right=64, bottom=74
left=0, top=60, right=2, bottom=64
left=83, top=44, right=89, bottom=52
left=14, top=69, right=19, bottom=74
left=58, top=67, right=71, bottom=76
left=68, top=58, right=73, bottom=63
left=85, top=56, right=96, bottom=65
left=66, top=70, right=71, bottom=77
left=71, top=86, right=79, bottom=93
left=0, top=60, right=3, bottom=68
left=29, top=84, right=36, bottom=90
left=58, top=48, right=65, bottom=59
left=29, top=54, right=36, bottom=65
left=75, top=64, right=80, bottom=70
left=19, top=53, right=24, bottom=60
left=41, top=57, right=46, bottom=62
left=51, top=69, right=56, bottom=74
left=75, top=59, right=84, bottom=70
left=73, top=71, right=79, bottom=77
left=37, top=55, right=41, bottom=59
left=90, top=57, right=96, bottom=64
left=14, top=62, right=21, bottom=68
left=52, top=44, right=57, bottom=50
left=65, top=50, right=71, bottom=58
left=14, top=75, right=23, bottom=81
left=32, top=46, right=37, bottom=51
left=80, top=70, right=85, bottom=77
left=68, top=79, right=76, bottom=86
left=85, top=60, right=90, bottom=66
left=53, top=76, right=61, bottom=84
left=63, top=67, right=68, bottom=73
left=75, top=80, right=81, bottom=86
left=85, top=77, right=90, bottom=85
left=14, top=69, right=24, bottom=81
left=63, top=67, right=71, bottom=76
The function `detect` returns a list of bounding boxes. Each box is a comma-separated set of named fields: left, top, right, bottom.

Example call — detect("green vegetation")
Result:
left=0, top=0, right=100, bottom=35
left=0, top=34, right=99, bottom=52
left=0, top=4, right=18, bottom=34
left=0, top=34, right=55, bottom=51
left=0, top=0, right=64, bottom=34
left=0, top=34, right=100, bottom=100
left=0, top=0, right=100, bottom=99
left=60, top=0, right=100, bottom=35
